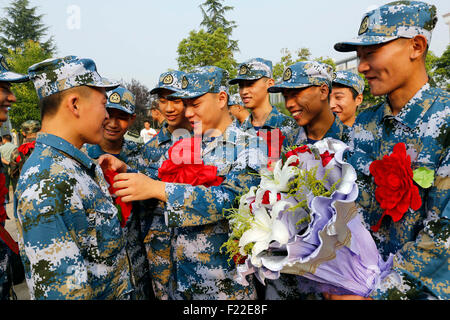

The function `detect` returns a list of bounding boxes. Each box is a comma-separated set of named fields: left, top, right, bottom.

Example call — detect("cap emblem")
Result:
left=109, top=92, right=121, bottom=104
left=283, top=68, right=292, bottom=81
left=162, top=74, right=174, bottom=85
left=359, top=16, right=369, bottom=35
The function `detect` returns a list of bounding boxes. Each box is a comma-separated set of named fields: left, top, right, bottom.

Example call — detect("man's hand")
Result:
left=113, top=173, right=167, bottom=202
left=98, top=154, right=127, bottom=173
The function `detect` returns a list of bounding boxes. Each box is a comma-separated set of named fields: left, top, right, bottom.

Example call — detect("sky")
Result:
left=1, top=0, right=449, bottom=89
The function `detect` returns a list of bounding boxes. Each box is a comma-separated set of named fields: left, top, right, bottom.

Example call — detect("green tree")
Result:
left=6, top=40, right=52, bottom=129
left=177, top=27, right=237, bottom=78
left=124, top=78, right=153, bottom=134
left=0, top=0, right=56, bottom=55
left=431, top=45, right=450, bottom=91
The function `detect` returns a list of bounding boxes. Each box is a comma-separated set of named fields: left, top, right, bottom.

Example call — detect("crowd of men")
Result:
left=0, top=0, right=448, bottom=300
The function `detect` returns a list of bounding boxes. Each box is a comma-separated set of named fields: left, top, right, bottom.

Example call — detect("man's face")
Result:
left=239, top=78, right=272, bottom=110
left=184, top=93, right=223, bottom=135
left=330, top=87, right=361, bottom=126
left=158, top=89, right=190, bottom=129
left=79, top=87, right=109, bottom=145
left=357, top=38, right=411, bottom=97
left=0, top=82, right=16, bottom=123
left=282, top=86, right=325, bottom=127
left=103, top=108, right=134, bottom=142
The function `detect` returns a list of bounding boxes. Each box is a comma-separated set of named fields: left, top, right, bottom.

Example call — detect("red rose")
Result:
left=369, top=143, right=422, bottom=232
left=320, top=151, right=335, bottom=167
left=104, top=169, right=133, bottom=228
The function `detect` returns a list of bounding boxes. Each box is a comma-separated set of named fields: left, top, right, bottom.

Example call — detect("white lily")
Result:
left=239, top=201, right=291, bottom=267
left=260, top=156, right=300, bottom=193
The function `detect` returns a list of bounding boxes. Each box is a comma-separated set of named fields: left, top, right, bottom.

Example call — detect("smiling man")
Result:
left=0, top=54, right=29, bottom=301
left=14, top=56, right=133, bottom=300
left=334, top=1, right=449, bottom=300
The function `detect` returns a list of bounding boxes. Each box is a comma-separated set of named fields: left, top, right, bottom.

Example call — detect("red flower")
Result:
left=104, top=169, right=132, bottom=228
left=320, top=151, right=335, bottom=167
left=158, top=138, right=224, bottom=187
left=262, top=190, right=282, bottom=204
left=15, top=141, right=36, bottom=163
left=369, top=143, right=422, bottom=232
left=233, top=252, right=248, bottom=265
left=257, top=129, right=286, bottom=166
left=285, top=145, right=312, bottom=166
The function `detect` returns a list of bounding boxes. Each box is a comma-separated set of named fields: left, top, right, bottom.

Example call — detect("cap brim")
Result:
left=106, top=104, right=135, bottom=115
left=149, top=86, right=178, bottom=95
left=267, top=82, right=312, bottom=93
left=334, top=35, right=398, bottom=52
left=229, top=75, right=263, bottom=85
left=86, top=77, right=120, bottom=91
left=168, top=90, right=207, bottom=100
left=0, top=71, right=29, bottom=83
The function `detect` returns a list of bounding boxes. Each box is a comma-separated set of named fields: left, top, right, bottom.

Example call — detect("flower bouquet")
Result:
left=222, top=138, right=394, bottom=297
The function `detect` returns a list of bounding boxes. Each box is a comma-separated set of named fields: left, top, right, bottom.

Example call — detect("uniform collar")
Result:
left=294, top=115, right=345, bottom=145
left=37, top=133, right=95, bottom=170
left=155, top=123, right=173, bottom=145
left=380, top=83, right=437, bottom=130
left=202, top=120, right=240, bottom=156
left=241, top=106, right=282, bottom=131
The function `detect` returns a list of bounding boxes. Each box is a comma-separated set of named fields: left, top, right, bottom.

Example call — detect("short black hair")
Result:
left=332, top=83, right=359, bottom=100
left=2, top=134, right=11, bottom=142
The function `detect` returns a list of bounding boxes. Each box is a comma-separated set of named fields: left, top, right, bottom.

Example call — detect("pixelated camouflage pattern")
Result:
left=20, top=120, right=41, bottom=134
left=228, top=93, right=244, bottom=107
left=83, top=139, right=151, bottom=300
left=0, top=224, right=11, bottom=300
left=229, top=58, right=273, bottom=85
left=333, top=71, right=365, bottom=95
left=14, top=133, right=133, bottom=300
left=334, top=1, right=438, bottom=52
left=106, top=86, right=136, bottom=115
left=150, top=70, right=187, bottom=95
left=294, top=114, right=350, bottom=145
left=163, top=121, right=267, bottom=299
left=168, top=66, right=229, bottom=100
left=347, top=83, right=449, bottom=300
left=28, top=56, right=119, bottom=99
left=268, top=61, right=333, bottom=93
left=0, top=54, right=29, bottom=83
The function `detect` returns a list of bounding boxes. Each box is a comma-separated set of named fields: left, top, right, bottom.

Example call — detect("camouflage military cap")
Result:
left=168, top=66, right=229, bottom=100
left=228, top=93, right=244, bottom=107
left=28, top=55, right=120, bottom=99
left=107, top=86, right=136, bottom=115
left=268, top=61, right=333, bottom=93
left=229, top=58, right=273, bottom=85
left=21, top=120, right=41, bottom=134
left=332, top=71, right=365, bottom=94
left=334, top=1, right=438, bottom=52
left=0, top=54, right=29, bottom=83
left=150, top=70, right=186, bottom=95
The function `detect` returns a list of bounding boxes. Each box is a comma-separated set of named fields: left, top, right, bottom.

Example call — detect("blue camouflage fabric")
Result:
left=14, top=133, right=133, bottom=300
left=334, top=1, right=438, bottom=52
left=347, top=83, right=450, bottom=300
left=83, top=139, right=150, bottom=300
left=333, top=71, right=365, bottom=94
left=0, top=225, right=11, bottom=300
left=228, top=93, right=244, bottom=107
left=28, top=56, right=119, bottom=99
left=268, top=61, right=333, bottom=93
left=240, top=105, right=300, bottom=151
left=168, top=66, right=229, bottom=99
left=150, top=70, right=187, bottom=95
left=0, top=54, right=29, bottom=83
left=106, top=86, right=136, bottom=115
left=134, top=124, right=191, bottom=300
left=293, top=114, right=350, bottom=146
left=229, top=58, right=273, bottom=85
left=163, top=121, right=268, bottom=300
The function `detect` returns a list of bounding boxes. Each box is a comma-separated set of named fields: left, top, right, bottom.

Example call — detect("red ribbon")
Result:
left=257, top=129, right=286, bottom=166
left=15, top=141, right=36, bottom=163
left=104, top=170, right=132, bottom=228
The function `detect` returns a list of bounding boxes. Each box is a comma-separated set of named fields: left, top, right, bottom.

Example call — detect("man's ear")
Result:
left=319, top=83, right=330, bottom=101
left=411, top=35, right=428, bottom=61
left=64, top=92, right=81, bottom=117
left=218, top=91, right=228, bottom=110
left=266, top=78, right=275, bottom=87
left=355, top=93, right=364, bottom=106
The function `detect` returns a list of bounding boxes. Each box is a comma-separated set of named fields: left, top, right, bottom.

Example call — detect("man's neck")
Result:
left=305, top=106, right=335, bottom=141
left=251, top=100, right=273, bottom=127
left=203, top=114, right=233, bottom=138
left=387, top=70, right=429, bottom=116
left=99, top=138, right=123, bottom=155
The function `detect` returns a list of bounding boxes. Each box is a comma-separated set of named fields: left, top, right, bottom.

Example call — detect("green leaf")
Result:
left=413, top=167, right=435, bottom=189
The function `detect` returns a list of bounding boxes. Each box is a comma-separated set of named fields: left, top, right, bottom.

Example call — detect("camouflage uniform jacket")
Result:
left=14, top=133, right=133, bottom=300
left=240, top=106, right=299, bottom=149
left=164, top=121, right=268, bottom=300
left=293, top=114, right=350, bottom=146
left=84, top=139, right=151, bottom=300
left=348, top=83, right=449, bottom=300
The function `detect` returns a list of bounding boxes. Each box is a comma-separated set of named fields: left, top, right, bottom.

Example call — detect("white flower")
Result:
left=259, top=156, right=300, bottom=193
left=239, top=201, right=291, bottom=267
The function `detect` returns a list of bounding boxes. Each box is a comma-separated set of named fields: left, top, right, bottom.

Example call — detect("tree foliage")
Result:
left=0, top=0, right=56, bottom=55
left=123, top=79, right=154, bottom=134
left=6, top=40, right=52, bottom=129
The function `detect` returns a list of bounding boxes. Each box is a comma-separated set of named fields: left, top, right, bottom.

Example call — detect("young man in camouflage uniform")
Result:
left=84, top=86, right=150, bottom=300
left=229, top=58, right=299, bottom=159
left=14, top=56, right=133, bottom=300
left=333, top=1, right=449, bottom=300
left=330, top=71, right=365, bottom=127
left=102, top=66, right=268, bottom=300
left=263, top=60, right=350, bottom=300
left=0, top=54, right=29, bottom=300
left=228, top=93, right=250, bottom=125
